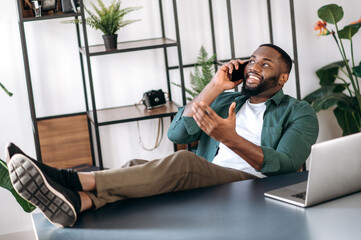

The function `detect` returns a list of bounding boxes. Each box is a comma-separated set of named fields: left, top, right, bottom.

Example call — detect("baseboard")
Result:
left=0, top=230, right=35, bottom=240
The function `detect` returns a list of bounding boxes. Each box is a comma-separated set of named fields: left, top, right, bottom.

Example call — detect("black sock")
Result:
left=33, top=161, right=83, bottom=192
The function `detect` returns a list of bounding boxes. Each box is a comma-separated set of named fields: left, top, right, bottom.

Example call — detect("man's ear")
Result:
left=278, top=73, right=289, bottom=86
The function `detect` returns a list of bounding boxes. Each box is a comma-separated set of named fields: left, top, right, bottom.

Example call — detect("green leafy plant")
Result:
left=66, top=0, right=142, bottom=36
left=304, top=4, right=361, bottom=136
left=173, top=46, right=216, bottom=101
left=0, top=159, right=36, bottom=213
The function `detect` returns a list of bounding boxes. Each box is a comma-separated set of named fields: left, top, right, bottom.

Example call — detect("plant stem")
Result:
left=333, top=23, right=361, bottom=113
left=350, top=39, right=360, bottom=93
left=335, top=75, right=353, bottom=96
left=352, top=112, right=361, bottom=130
left=350, top=39, right=356, bottom=68
left=338, top=66, right=348, bottom=77
left=332, top=33, right=358, bottom=96
left=0, top=82, right=13, bottom=97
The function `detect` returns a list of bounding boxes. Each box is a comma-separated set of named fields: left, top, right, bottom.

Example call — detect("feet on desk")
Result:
left=7, top=153, right=81, bottom=228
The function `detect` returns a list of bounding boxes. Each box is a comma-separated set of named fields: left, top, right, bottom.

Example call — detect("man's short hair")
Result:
left=259, top=43, right=292, bottom=74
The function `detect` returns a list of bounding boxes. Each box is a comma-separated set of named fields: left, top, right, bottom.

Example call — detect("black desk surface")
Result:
left=32, top=172, right=361, bottom=240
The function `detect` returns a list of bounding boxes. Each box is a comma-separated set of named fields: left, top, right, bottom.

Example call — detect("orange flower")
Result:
left=350, top=17, right=361, bottom=25
left=314, top=20, right=330, bottom=36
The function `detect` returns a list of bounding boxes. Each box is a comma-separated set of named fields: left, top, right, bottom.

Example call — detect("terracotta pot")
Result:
left=102, top=34, right=118, bottom=50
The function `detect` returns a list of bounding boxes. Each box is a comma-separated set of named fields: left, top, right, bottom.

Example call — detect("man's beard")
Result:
left=241, top=75, right=279, bottom=97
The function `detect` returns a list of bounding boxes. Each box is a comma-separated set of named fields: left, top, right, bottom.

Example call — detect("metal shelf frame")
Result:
left=15, top=0, right=95, bottom=163
left=79, top=0, right=186, bottom=169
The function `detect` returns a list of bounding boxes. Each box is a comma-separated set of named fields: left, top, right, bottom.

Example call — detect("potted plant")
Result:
left=67, top=0, right=142, bottom=50
left=304, top=4, right=361, bottom=136
left=172, top=46, right=216, bottom=101
left=0, top=83, right=35, bottom=213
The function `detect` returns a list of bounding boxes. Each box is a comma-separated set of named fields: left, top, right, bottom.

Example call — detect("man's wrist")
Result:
left=208, top=81, right=225, bottom=97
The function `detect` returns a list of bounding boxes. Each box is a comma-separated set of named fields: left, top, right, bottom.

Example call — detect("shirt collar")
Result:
left=265, top=89, right=284, bottom=106
left=234, top=89, right=285, bottom=106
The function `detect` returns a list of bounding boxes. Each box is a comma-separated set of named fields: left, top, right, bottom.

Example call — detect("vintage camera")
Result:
left=143, top=89, right=166, bottom=109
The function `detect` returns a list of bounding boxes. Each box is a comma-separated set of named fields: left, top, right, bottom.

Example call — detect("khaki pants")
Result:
left=87, top=150, right=257, bottom=209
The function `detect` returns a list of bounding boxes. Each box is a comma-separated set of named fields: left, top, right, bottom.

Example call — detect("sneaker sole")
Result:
left=8, top=154, right=77, bottom=228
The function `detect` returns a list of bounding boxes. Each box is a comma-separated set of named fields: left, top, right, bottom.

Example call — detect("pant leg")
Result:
left=121, top=159, right=149, bottom=168
left=87, top=150, right=257, bottom=209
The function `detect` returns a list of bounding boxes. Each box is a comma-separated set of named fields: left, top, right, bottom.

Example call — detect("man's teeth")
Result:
left=249, top=75, right=260, bottom=80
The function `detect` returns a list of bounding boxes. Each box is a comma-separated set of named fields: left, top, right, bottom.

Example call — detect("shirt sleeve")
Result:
left=167, top=106, right=202, bottom=144
left=260, top=103, right=319, bottom=176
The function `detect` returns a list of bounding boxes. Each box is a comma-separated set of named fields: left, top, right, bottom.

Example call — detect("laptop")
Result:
left=264, top=132, right=361, bottom=207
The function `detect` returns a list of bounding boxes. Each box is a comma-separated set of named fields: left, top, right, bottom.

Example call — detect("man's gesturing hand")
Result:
left=192, top=101, right=237, bottom=143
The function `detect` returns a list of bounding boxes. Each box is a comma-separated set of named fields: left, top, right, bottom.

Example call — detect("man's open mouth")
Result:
left=246, top=72, right=263, bottom=84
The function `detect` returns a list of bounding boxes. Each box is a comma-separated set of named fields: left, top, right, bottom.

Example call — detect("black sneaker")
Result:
left=5, top=142, right=35, bottom=164
left=8, top=153, right=81, bottom=228
left=5, top=142, right=83, bottom=192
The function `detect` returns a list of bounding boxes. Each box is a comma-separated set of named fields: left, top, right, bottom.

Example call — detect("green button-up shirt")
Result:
left=167, top=90, right=319, bottom=176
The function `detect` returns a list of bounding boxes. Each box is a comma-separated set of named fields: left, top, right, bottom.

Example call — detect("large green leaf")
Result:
left=336, top=95, right=358, bottom=112
left=353, top=64, right=361, bottom=78
left=316, top=60, right=346, bottom=86
left=311, top=92, right=350, bottom=112
left=303, top=84, right=347, bottom=104
left=0, top=159, right=36, bottom=213
left=317, top=4, right=344, bottom=24
left=334, top=107, right=361, bottom=135
left=338, top=22, right=361, bottom=40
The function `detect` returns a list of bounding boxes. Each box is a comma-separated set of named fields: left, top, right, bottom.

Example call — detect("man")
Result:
left=6, top=44, right=318, bottom=228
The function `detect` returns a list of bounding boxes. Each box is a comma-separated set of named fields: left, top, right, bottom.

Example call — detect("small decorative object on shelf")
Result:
left=61, top=0, right=78, bottom=13
left=142, top=89, right=166, bottom=110
left=31, top=0, right=42, bottom=17
left=103, top=34, right=117, bottom=50
left=64, top=0, right=142, bottom=50
left=23, top=0, right=32, bottom=10
left=42, top=0, right=58, bottom=12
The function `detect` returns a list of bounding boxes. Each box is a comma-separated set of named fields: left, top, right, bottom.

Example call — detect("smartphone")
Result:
left=230, top=61, right=249, bottom=82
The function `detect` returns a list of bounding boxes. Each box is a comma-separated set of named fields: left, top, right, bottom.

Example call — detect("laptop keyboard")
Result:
left=292, top=191, right=307, bottom=200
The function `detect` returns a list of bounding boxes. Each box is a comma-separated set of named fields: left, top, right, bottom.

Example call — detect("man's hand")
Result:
left=192, top=101, right=237, bottom=143
left=192, top=101, right=264, bottom=171
left=183, top=59, right=246, bottom=118
left=212, top=59, right=246, bottom=92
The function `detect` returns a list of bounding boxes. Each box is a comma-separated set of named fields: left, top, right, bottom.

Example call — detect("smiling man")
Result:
left=7, top=44, right=318, bottom=228
left=173, top=43, right=318, bottom=177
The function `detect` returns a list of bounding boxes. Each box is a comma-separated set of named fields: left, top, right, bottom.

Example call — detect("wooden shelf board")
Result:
left=88, top=101, right=180, bottom=126
left=80, top=38, right=177, bottom=56
left=22, top=11, right=81, bottom=22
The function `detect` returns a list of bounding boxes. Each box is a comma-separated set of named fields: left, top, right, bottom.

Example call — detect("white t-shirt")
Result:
left=212, top=99, right=267, bottom=178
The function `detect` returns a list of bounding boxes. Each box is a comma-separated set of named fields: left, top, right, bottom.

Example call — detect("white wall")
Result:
left=1, top=0, right=360, bottom=235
